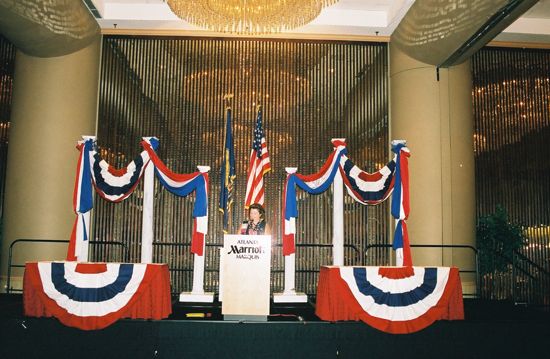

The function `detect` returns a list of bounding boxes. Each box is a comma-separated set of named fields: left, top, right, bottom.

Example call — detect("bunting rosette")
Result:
left=282, top=140, right=348, bottom=255
left=141, top=139, right=209, bottom=256
left=67, top=138, right=155, bottom=261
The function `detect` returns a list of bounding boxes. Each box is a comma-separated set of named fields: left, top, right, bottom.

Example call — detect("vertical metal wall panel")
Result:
left=95, top=36, right=390, bottom=296
left=0, top=36, right=15, bottom=221
left=472, top=47, right=550, bottom=304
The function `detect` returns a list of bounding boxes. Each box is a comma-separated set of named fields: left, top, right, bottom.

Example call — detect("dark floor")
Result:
left=2, top=294, right=550, bottom=358
left=5, top=293, right=548, bottom=321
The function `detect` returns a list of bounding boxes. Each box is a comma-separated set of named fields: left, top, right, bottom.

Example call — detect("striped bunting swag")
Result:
left=67, top=137, right=155, bottom=261
left=282, top=140, right=347, bottom=255
left=141, top=138, right=209, bottom=256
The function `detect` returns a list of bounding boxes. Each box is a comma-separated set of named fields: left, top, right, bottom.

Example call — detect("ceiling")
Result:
left=88, top=0, right=550, bottom=43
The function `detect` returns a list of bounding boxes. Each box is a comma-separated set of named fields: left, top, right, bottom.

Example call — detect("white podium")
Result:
left=221, top=235, right=271, bottom=321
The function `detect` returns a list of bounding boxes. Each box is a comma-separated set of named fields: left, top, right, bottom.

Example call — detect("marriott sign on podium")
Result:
left=220, top=235, right=271, bottom=321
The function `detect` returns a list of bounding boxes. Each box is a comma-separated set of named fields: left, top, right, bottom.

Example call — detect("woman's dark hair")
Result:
left=248, top=203, right=265, bottom=220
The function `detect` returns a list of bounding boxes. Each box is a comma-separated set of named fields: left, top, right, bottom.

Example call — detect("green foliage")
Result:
left=476, top=206, right=526, bottom=274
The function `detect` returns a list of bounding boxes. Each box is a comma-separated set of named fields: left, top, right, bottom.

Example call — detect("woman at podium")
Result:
left=241, top=203, right=271, bottom=235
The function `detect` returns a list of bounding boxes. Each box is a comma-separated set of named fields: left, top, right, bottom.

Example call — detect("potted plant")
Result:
left=476, top=205, right=526, bottom=299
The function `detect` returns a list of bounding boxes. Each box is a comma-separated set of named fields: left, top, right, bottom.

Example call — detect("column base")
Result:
left=179, top=292, right=214, bottom=303
left=273, top=291, right=308, bottom=303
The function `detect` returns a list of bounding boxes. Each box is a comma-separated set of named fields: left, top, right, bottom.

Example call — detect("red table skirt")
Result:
left=316, top=266, right=464, bottom=334
left=24, top=262, right=172, bottom=330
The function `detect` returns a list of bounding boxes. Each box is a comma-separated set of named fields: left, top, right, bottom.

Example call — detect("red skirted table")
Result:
left=316, top=266, right=464, bottom=334
left=24, top=262, right=172, bottom=330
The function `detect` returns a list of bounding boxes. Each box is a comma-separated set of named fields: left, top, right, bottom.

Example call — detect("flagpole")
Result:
left=221, top=94, right=233, bottom=233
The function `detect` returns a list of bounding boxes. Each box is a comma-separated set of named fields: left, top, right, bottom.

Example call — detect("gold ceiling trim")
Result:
left=100, top=28, right=390, bottom=43
left=487, top=40, right=550, bottom=50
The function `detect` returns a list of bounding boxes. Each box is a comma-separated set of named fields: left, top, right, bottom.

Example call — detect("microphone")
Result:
left=240, top=221, right=248, bottom=235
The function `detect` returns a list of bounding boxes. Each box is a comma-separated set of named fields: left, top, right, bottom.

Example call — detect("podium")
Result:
left=220, top=235, right=271, bottom=321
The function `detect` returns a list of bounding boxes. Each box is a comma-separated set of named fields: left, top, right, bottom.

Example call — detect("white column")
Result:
left=331, top=138, right=345, bottom=266
left=140, top=142, right=155, bottom=263
left=274, top=167, right=307, bottom=303
left=284, top=253, right=296, bottom=293
left=180, top=165, right=214, bottom=302
left=395, top=219, right=404, bottom=266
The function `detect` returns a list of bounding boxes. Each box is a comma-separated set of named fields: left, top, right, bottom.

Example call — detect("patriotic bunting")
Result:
left=67, top=136, right=209, bottom=261
left=67, top=138, right=156, bottom=261
left=338, top=266, right=458, bottom=333
left=281, top=140, right=412, bottom=265
left=24, top=262, right=171, bottom=330
left=90, top=150, right=150, bottom=203
left=141, top=139, right=209, bottom=256
left=282, top=140, right=347, bottom=255
left=67, top=138, right=94, bottom=261
left=339, top=154, right=396, bottom=205
left=390, top=141, right=412, bottom=266
left=316, top=266, right=464, bottom=334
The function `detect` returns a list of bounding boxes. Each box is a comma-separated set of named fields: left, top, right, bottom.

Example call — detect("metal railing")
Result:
left=152, top=241, right=222, bottom=275
left=6, top=239, right=128, bottom=294
left=7, top=239, right=480, bottom=298
left=479, top=248, right=550, bottom=306
left=150, top=242, right=362, bottom=296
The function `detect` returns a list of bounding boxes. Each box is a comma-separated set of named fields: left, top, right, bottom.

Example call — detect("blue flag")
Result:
left=219, top=107, right=236, bottom=233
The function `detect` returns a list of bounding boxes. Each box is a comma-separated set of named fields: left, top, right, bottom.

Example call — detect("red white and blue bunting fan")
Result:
left=141, top=139, right=209, bottom=256
left=26, top=261, right=168, bottom=330
left=90, top=143, right=151, bottom=202
left=339, top=154, right=396, bottom=205
left=67, top=137, right=156, bottom=261
left=338, top=266, right=457, bottom=333
left=282, top=140, right=348, bottom=255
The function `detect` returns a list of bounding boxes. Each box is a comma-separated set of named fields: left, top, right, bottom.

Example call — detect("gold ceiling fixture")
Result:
left=166, top=0, right=338, bottom=35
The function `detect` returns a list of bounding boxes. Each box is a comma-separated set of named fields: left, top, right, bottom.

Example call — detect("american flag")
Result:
left=244, top=106, right=271, bottom=208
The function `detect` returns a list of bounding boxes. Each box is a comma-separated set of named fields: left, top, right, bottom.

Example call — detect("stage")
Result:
left=1, top=294, right=549, bottom=359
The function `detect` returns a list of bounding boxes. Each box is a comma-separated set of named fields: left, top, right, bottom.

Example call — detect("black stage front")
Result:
left=1, top=294, right=549, bottom=358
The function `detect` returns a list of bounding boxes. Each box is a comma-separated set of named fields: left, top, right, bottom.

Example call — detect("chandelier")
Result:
left=167, top=0, right=338, bottom=35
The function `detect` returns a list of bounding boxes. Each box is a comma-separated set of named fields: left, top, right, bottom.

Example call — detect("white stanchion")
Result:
left=180, top=165, right=214, bottom=303
left=274, top=167, right=307, bottom=303
left=395, top=220, right=404, bottom=266
left=140, top=143, right=155, bottom=264
left=332, top=138, right=345, bottom=266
